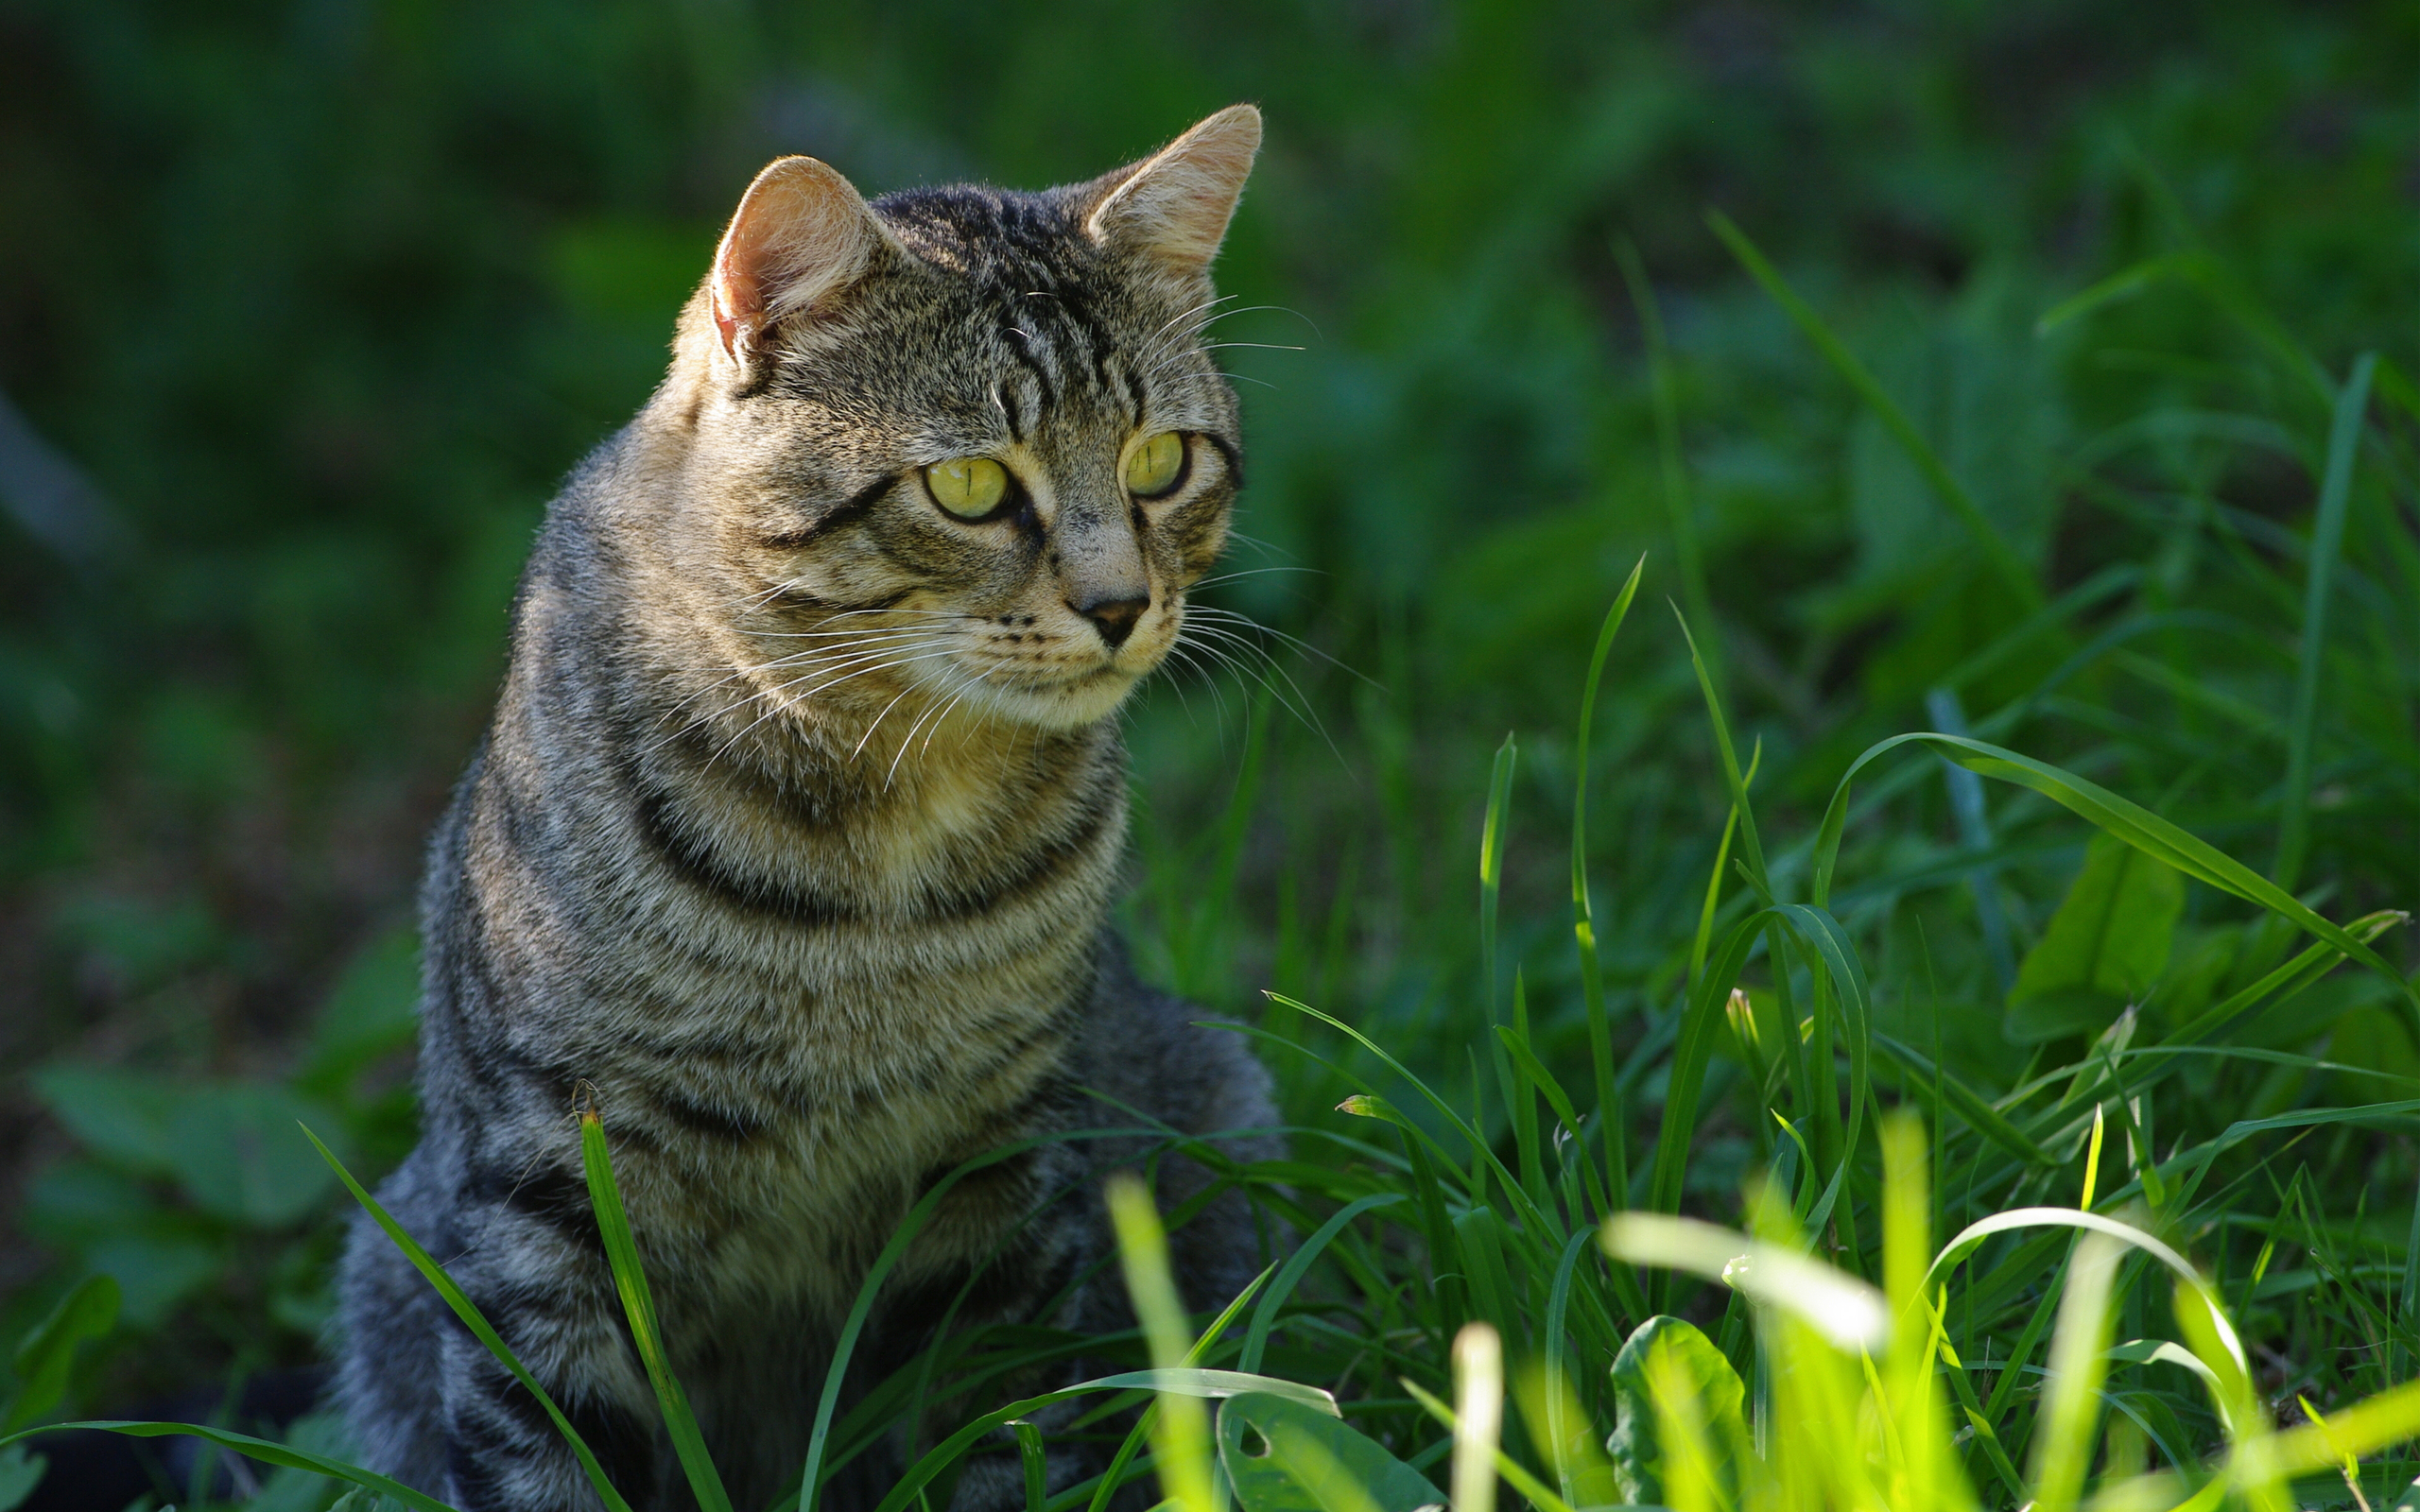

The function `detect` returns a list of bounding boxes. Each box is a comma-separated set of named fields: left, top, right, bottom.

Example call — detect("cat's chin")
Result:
left=958, top=666, right=1146, bottom=730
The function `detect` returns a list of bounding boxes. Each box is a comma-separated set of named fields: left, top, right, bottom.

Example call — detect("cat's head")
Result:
left=659, top=106, right=1259, bottom=735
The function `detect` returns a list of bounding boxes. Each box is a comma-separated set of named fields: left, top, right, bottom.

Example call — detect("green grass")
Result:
left=2, top=1, right=2416, bottom=1507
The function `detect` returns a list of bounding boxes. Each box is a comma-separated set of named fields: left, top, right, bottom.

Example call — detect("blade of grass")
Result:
left=1675, top=607, right=1769, bottom=900
left=1573, top=558, right=1647, bottom=1224
left=1480, top=730, right=1516, bottom=1025
left=1616, top=237, right=1720, bottom=693
left=799, top=1128, right=1153, bottom=1512
left=1405, top=1376, right=1577, bottom=1512
left=1092, top=1273, right=1280, bottom=1512
left=1450, top=1324, right=1503, bottom=1512
left=579, top=1112, right=735, bottom=1512
left=0, top=1420, right=459, bottom=1512
left=2274, top=351, right=2377, bottom=894
left=1688, top=742, right=1760, bottom=989
left=1240, top=1194, right=1404, bottom=1374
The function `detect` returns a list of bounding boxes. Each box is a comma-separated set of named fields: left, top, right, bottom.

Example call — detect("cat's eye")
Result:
left=925, top=456, right=1010, bottom=519
left=1125, top=432, right=1186, bottom=498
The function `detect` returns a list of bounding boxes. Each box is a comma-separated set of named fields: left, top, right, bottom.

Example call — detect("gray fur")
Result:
left=335, top=109, right=1277, bottom=1512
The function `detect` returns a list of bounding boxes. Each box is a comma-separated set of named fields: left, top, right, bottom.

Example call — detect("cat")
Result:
left=334, top=105, right=1279, bottom=1512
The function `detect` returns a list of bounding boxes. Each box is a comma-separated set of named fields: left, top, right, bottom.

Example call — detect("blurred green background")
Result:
left=0, top=0, right=2412, bottom=1422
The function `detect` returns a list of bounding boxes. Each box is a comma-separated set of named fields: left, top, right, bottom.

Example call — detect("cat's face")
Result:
left=672, top=108, right=1258, bottom=733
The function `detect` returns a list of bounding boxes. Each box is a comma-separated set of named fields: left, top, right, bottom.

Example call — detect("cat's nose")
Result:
left=1072, top=591, right=1150, bottom=650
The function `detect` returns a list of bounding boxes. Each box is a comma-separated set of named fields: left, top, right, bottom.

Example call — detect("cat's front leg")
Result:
left=436, top=1253, right=667, bottom=1512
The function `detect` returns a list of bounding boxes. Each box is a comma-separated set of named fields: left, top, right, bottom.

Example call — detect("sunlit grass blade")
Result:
left=1927, top=1208, right=2240, bottom=1367
left=579, top=1110, right=735, bottom=1512
left=2030, top=1232, right=2123, bottom=1512
left=1644, top=1344, right=1725, bottom=1512
left=1109, top=1173, right=1219, bottom=1512
left=1708, top=208, right=2043, bottom=611
left=1404, top=1376, right=1575, bottom=1512
left=301, top=1122, right=637, bottom=1512
left=1087, top=1262, right=1306, bottom=1512
left=2269, top=1380, right=2420, bottom=1476
left=1011, top=1418, right=1047, bottom=1512
left=1603, top=1212, right=1889, bottom=1352
left=2273, top=350, right=2378, bottom=894
left=1451, top=1323, right=1502, bottom=1512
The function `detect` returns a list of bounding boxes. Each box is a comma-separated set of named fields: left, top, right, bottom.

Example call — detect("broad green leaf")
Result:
left=78, top=1237, right=218, bottom=1330
left=2325, top=1006, right=2420, bottom=1106
left=302, top=926, right=423, bottom=1088
left=1606, top=1317, right=1752, bottom=1509
left=5, top=1273, right=119, bottom=1432
left=1219, top=1390, right=1442, bottom=1512
left=2007, top=834, right=2182, bottom=1042
left=32, top=1069, right=350, bottom=1227
left=0, top=1444, right=44, bottom=1512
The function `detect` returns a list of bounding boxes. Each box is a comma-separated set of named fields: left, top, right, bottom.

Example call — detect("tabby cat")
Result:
left=335, top=106, right=1278, bottom=1512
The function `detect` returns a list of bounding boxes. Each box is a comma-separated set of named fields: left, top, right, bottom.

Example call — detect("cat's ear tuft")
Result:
left=711, top=156, right=884, bottom=368
left=1085, top=105, right=1262, bottom=277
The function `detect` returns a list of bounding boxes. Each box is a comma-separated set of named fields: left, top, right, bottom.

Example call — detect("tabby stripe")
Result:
left=917, top=778, right=1119, bottom=919
left=630, top=777, right=856, bottom=925
left=757, top=472, right=900, bottom=550
left=651, top=1085, right=770, bottom=1143
left=466, top=1161, right=606, bottom=1259
left=1003, top=325, right=1059, bottom=405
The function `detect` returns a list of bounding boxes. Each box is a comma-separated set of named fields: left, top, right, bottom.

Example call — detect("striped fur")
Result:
left=335, top=108, right=1277, bottom=1512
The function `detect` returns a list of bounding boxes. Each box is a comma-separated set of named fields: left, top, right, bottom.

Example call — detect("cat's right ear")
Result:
left=710, top=156, right=889, bottom=378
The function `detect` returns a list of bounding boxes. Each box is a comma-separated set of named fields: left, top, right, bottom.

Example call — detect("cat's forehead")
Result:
left=805, top=182, right=1230, bottom=438
left=872, top=184, right=1096, bottom=283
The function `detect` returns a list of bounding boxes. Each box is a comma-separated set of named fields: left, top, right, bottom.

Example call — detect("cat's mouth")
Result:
left=947, top=644, right=1158, bottom=730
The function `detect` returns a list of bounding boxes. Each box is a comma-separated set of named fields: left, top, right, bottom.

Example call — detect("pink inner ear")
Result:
left=711, top=158, right=876, bottom=358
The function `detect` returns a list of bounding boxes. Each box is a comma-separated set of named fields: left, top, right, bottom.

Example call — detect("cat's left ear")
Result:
left=710, top=155, right=894, bottom=374
left=1084, top=105, right=1262, bottom=277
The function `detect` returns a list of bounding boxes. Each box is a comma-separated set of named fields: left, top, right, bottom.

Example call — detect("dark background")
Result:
left=1, top=0, right=2412, bottom=1426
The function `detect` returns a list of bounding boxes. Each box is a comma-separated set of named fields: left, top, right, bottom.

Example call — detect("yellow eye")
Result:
left=925, top=456, right=1009, bottom=518
left=1125, top=431, right=1186, bottom=498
